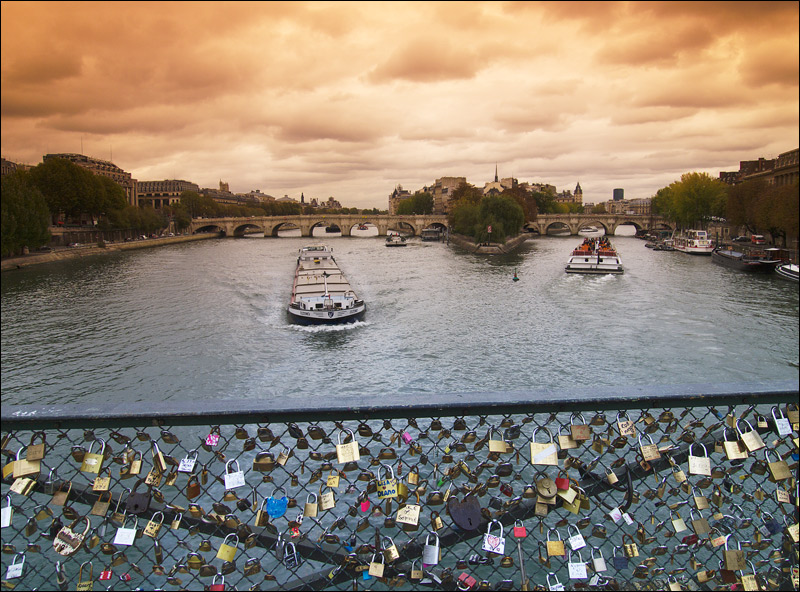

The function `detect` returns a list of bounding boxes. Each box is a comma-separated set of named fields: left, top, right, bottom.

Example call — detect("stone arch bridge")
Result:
left=190, top=214, right=449, bottom=237
left=189, top=213, right=671, bottom=238
left=525, top=214, right=672, bottom=236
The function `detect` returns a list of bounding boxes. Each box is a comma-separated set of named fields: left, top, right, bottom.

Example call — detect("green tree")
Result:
left=29, top=157, right=96, bottom=222
left=1, top=170, right=51, bottom=256
left=653, top=172, right=727, bottom=229
left=756, top=182, right=799, bottom=247
left=726, top=179, right=765, bottom=234
left=449, top=194, right=523, bottom=243
left=396, top=191, right=433, bottom=215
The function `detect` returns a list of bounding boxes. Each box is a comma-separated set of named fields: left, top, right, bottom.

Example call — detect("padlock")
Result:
left=76, top=561, right=93, bottom=591
left=546, top=528, right=565, bottom=557
left=513, top=519, right=527, bottom=538
left=638, top=432, right=660, bottom=463
left=216, top=533, right=239, bottom=562
left=530, top=427, right=558, bottom=466
left=266, top=487, right=288, bottom=518
left=670, top=510, right=687, bottom=533
left=567, top=524, right=586, bottom=550
left=488, top=427, right=510, bottom=453
left=570, top=413, right=591, bottom=441
left=81, top=439, right=106, bottom=474
left=546, top=572, right=565, bottom=591
left=771, top=406, right=792, bottom=435
left=621, top=534, right=639, bottom=558
left=431, top=511, right=444, bottom=531
left=13, top=446, right=41, bottom=479
left=90, top=491, right=113, bottom=517
left=765, top=449, right=791, bottom=481
left=688, top=442, right=711, bottom=476
left=1, top=495, right=13, bottom=529
left=736, top=418, right=765, bottom=452
left=410, top=559, right=423, bottom=580
left=53, top=517, right=91, bottom=557
left=209, top=574, right=225, bottom=591
left=458, top=572, right=478, bottom=590
left=303, top=492, right=318, bottom=518
left=113, top=515, right=138, bottom=546
left=285, top=541, right=300, bottom=569
left=723, top=534, right=746, bottom=570
left=377, top=464, right=398, bottom=499
left=319, top=484, right=335, bottom=511
left=567, top=549, right=587, bottom=580
left=557, top=426, right=578, bottom=451
left=5, top=552, right=24, bottom=579
left=126, top=479, right=152, bottom=514
left=612, top=546, right=628, bottom=570
left=554, top=468, right=570, bottom=491
left=368, top=552, right=385, bottom=577
left=336, top=429, right=360, bottom=464
left=422, top=531, right=440, bottom=566
left=617, top=412, right=636, bottom=437
left=144, top=511, right=164, bottom=538
left=482, top=519, right=506, bottom=555
left=224, top=459, right=246, bottom=489
left=382, top=536, right=400, bottom=563
left=26, top=432, right=46, bottom=461
left=177, top=449, right=198, bottom=473
left=591, top=547, right=607, bottom=572
left=689, top=509, right=710, bottom=536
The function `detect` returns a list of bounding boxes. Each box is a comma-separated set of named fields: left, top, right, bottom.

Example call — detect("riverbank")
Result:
left=1, top=233, right=221, bottom=272
left=448, top=232, right=531, bottom=254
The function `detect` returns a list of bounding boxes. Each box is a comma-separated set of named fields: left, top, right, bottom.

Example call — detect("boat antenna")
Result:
left=322, top=271, right=330, bottom=297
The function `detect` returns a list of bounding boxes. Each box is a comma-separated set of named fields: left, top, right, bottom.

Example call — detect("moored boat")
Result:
left=711, top=248, right=781, bottom=273
left=385, top=234, right=407, bottom=247
left=672, top=229, right=714, bottom=255
left=288, top=245, right=366, bottom=324
left=775, top=263, right=799, bottom=282
left=565, top=237, right=624, bottom=274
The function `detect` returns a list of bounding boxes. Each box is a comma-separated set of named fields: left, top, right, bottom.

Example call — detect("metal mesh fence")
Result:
left=1, top=387, right=798, bottom=591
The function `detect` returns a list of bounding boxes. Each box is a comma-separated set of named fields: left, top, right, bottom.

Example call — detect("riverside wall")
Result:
left=448, top=231, right=530, bottom=254
left=1, top=233, right=221, bottom=272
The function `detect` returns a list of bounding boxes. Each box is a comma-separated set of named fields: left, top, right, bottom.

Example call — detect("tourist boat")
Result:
left=565, top=237, right=624, bottom=274
left=385, top=234, right=407, bottom=247
left=579, top=225, right=600, bottom=234
left=421, top=228, right=442, bottom=242
left=711, top=248, right=781, bottom=273
left=672, top=229, right=714, bottom=255
left=775, top=263, right=799, bottom=282
left=288, top=245, right=366, bottom=324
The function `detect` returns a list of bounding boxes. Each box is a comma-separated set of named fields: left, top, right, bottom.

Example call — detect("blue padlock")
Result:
left=266, top=487, right=288, bottom=519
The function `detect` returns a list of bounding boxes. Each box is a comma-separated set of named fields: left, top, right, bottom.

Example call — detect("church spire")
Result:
left=494, top=163, right=498, bottom=183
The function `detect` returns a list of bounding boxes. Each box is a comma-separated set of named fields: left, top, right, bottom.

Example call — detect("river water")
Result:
left=1, top=229, right=797, bottom=407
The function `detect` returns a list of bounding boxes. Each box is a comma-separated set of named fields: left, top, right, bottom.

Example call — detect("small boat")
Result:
left=711, top=248, right=781, bottom=273
left=775, top=263, right=799, bottom=282
left=385, top=234, right=407, bottom=247
left=672, top=229, right=714, bottom=255
left=513, top=269, right=519, bottom=282
left=565, top=237, right=623, bottom=274
left=358, top=224, right=368, bottom=230
left=421, top=228, right=442, bottom=242
left=579, top=225, right=600, bottom=234
left=288, top=245, right=366, bottom=324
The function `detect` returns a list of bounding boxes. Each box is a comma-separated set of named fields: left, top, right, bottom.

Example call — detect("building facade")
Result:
left=137, top=179, right=199, bottom=209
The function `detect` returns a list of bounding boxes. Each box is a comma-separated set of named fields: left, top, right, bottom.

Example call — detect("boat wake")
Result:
left=287, top=320, right=369, bottom=333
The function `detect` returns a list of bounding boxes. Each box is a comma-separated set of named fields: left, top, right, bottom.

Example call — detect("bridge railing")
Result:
left=2, top=380, right=798, bottom=591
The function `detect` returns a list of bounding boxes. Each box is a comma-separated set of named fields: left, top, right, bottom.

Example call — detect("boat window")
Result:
left=315, top=303, right=323, bottom=309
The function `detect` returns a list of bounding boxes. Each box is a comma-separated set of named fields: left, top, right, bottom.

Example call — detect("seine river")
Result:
left=1, top=229, right=798, bottom=407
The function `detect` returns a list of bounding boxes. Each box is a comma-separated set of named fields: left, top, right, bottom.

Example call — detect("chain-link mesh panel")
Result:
left=1, top=395, right=798, bottom=591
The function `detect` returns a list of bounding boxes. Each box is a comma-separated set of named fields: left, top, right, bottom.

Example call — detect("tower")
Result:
left=494, top=164, right=499, bottom=183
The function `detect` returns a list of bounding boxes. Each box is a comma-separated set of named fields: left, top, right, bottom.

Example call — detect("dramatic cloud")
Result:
left=2, top=1, right=797, bottom=208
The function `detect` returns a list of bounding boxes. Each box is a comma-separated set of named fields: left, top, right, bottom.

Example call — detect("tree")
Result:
left=1, top=170, right=51, bottom=256
left=449, top=194, right=523, bottom=243
left=396, top=192, right=433, bottom=215
left=652, top=172, right=727, bottom=229
left=725, top=179, right=764, bottom=234
left=756, top=182, right=799, bottom=247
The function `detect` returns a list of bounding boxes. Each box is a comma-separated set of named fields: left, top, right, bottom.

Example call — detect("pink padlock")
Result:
left=457, top=572, right=477, bottom=591
left=401, top=432, right=413, bottom=445
left=513, top=520, right=527, bottom=538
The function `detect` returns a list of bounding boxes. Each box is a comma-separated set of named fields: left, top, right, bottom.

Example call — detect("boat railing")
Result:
left=1, top=380, right=798, bottom=591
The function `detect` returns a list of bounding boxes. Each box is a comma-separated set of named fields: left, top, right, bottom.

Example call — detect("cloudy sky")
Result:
left=2, top=1, right=798, bottom=208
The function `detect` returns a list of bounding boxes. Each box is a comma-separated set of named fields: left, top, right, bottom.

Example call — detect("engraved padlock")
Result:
left=53, top=517, right=91, bottom=557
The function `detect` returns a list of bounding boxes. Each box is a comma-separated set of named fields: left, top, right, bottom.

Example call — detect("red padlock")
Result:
left=682, top=534, right=699, bottom=546
left=99, top=570, right=113, bottom=581
left=209, top=574, right=225, bottom=591
left=457, top=572, right=477, bottom=591
left=554, top=469, right=570, bottom=491
left=118, top=573, right=131, bottom=582
left=513, top=520, right=527, bottom=538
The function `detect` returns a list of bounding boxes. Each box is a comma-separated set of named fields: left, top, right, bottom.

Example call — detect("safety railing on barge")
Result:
left=1, top=381, right=798, bottom=591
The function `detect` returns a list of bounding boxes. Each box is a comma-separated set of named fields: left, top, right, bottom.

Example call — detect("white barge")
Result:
left=288, top=245, right=366, bottom=325
left=672, top=229, right=714, bottom=255
left=565, top=237, right=624, bottom=275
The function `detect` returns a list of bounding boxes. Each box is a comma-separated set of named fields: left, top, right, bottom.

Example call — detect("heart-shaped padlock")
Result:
left=266, top=487, right=288, bottom=519
left=447, top=494, right=482, bottom=531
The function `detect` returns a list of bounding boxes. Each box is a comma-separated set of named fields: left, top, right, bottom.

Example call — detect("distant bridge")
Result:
left=190, top=213, right=671, bottom=238
left=525, top=214, right=672, bottom=236
left=190, top=214, right=448, bottom=237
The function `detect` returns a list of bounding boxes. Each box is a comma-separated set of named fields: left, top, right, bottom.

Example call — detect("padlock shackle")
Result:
left=689, top=442, right=708, bottom=458
left=225, top=459, right=240, bottom=473
left=530, top=426, right=553, bottom=442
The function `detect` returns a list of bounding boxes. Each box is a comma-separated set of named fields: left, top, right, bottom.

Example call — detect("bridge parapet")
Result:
left=190, top=215, right=449, bottom=237
left=1, top=380, right=796, bottom=590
